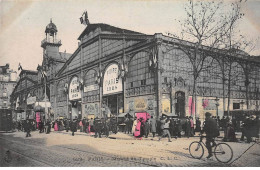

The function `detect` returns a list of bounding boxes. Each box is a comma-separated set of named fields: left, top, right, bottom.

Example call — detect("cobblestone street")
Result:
left=0, top=130, right=259, bottom=167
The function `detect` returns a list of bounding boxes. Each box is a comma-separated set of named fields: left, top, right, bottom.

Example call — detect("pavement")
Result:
left=0, top=129, right=259, bottom=167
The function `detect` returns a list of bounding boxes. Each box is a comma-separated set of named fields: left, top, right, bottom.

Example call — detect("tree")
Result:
left=217, top=1, right=257, bottom=115
left=172, top=0, right=240, bottom=117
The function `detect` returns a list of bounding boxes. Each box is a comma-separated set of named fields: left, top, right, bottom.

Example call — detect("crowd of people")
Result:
left=130, top=115, right=202, bottom=141
left=12, top=113, right=259, bottom=143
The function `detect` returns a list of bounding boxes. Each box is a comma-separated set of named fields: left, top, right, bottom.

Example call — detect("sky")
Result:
left=0, top=0, right=260, bottom=73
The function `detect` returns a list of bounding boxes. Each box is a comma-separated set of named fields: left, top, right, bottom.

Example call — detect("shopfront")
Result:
left=69, top=76, right=82, bottom=119
left=102, top=63, right=124, bottom=117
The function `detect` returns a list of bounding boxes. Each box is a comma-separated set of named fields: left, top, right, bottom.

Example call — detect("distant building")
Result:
left=0, top=64, right=17, bottom=109
left=10, top=19, right=71, bottom=121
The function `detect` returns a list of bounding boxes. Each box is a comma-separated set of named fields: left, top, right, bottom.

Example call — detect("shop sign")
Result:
left=69, top=76, right=81, bottom=100
left=103, top=64, right=122, bottom=95
left=84, top=84, right=99, bottom=93
left=27, top=96, right=36, bottom=105
left=134, top=98, right=147, bottom=111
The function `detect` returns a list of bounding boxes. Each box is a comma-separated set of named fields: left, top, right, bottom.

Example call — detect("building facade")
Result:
left=54, top=23, right=260, bottom=120
left=10, top=20, right=260, bottom=122
left=0, top=64, right=17, bottom=110
left=10, top=20, right=70, bottom=121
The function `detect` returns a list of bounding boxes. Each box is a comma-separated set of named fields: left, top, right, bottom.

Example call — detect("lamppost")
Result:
left=215, top=97, right=220, bottom=124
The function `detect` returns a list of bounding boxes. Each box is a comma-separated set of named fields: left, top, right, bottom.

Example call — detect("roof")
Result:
left=19, top=69, right=38, bottom=76
left=45, top=19, right=58, bottom=34
left=59, top=52, right=72, bottom=61
left=78, top=23, right=144, bottom=40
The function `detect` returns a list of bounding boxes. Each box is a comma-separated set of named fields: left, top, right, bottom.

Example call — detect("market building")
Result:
left=10, top=18, right=260, bottom=122
left=54, top=21, right=260, bottom=120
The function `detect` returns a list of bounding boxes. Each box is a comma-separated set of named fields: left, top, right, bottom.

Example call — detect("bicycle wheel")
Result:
left=189, top=141, right=204, bottom=159
left=214, top=143, right=233, bottom=163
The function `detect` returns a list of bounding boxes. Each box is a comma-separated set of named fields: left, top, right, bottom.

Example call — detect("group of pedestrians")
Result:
left=240, top=115, right=259, bottom=143
left=130, top=115, right=202, bottom=142
left=16, top=119, right=52, bottom=137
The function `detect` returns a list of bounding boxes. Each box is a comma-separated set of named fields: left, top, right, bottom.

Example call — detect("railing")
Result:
left=41, top=38, right=61, bottom=46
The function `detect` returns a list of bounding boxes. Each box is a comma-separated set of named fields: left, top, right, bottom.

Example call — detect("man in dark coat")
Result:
left=124, top=117, right=130, bottom=134
left=195, top=118, right=201, bottom=133
left=39, top=121, right=44, bottom=133
left=185, top=117, right=191, bottom=138
left=94, top=117, right=102, bottom=138
left=70, top=119, right=77, bottom=136
left=24, top=119, right=32, bottom=137
left=176, top=119, right=182, bottom=138
left=82, top=118, right=87, bottom=133
left=144, top=119, right=150, bottom=138
left=46, top=120, right=51, bottom=134
left=202, top=112, right=219, bottom=158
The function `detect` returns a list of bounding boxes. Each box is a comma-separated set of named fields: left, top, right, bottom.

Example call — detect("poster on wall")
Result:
left=69, top=76, right=81, bottom=100
left=188, top=97, right=195, bottom=116
left=103, top=64, right=123, bottom=95
left=85, top=103, right=99, bottom=116
left=162, top=98, right=171, bottom=114
left=134, top=98, right=147, bottom=111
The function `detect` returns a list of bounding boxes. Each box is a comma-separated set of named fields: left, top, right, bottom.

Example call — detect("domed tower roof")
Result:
left=45, top=19, right=58, bottom=35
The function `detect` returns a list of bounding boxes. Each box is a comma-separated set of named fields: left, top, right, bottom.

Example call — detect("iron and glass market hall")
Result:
left=10, top=19, right=260, bottom=122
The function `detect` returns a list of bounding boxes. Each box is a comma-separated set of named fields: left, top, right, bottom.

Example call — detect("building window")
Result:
left=164, top=77, right=168, bottom=83
left=141, top=79, right=146, bottom=86
left=233, top=103, right=240, bottom=110
left=130, top=82, right=133, bottom=88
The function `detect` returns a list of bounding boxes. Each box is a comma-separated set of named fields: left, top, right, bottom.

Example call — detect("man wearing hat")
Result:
left=202, top=112, right=219, bottom=158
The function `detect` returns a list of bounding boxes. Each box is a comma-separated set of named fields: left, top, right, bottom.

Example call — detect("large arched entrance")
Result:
left=68, top=76, right=82, bottom=119
left=175, top=91, right=185, bottom=118
left=102, top=63, right=123, bottom=117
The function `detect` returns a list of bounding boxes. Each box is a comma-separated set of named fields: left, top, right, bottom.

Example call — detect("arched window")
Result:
left=126, top=51, right=153, bottom=89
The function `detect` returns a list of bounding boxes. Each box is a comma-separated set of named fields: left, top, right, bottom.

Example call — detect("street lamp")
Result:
left=215, top=97, right=220, bottom=123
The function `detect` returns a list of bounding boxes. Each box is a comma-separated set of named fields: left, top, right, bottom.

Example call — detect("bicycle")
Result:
left=189, top=135, right=233, bottom=163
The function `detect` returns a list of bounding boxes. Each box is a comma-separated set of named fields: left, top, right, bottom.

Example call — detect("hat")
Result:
left=205, top=112, right=211, bottom=117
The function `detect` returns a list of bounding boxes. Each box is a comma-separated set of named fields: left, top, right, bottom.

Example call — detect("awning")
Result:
left=35, top=101, right=51, bottom=108
left=162, top=113, right=177, bottom=117
left=117, top=113, right=133, bottom=118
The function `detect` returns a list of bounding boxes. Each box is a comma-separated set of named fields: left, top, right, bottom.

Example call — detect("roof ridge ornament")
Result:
left=80, top=11, right=90, bottom=26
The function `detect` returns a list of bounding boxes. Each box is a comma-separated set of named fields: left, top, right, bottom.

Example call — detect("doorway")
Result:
left=70, top=101, right=81, bottom=119
left=103, top=94, right=123, bottom=117
left=175, top=91, right=185, bottom=118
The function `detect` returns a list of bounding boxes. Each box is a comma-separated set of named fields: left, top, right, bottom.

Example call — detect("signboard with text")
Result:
left=69, top=76, right=81, bottom=100
left=103, top=64, right=122, bottom=95
left=84, top=84, right=99, bottom=93
left=27, top=96, right=36, bottom=105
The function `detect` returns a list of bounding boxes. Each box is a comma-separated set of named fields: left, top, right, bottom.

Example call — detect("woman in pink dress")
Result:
left=54, top=120, right=59, bottom=131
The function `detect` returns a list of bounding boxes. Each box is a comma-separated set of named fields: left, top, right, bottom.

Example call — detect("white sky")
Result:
left=0, top=0, right=260, bottom=72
